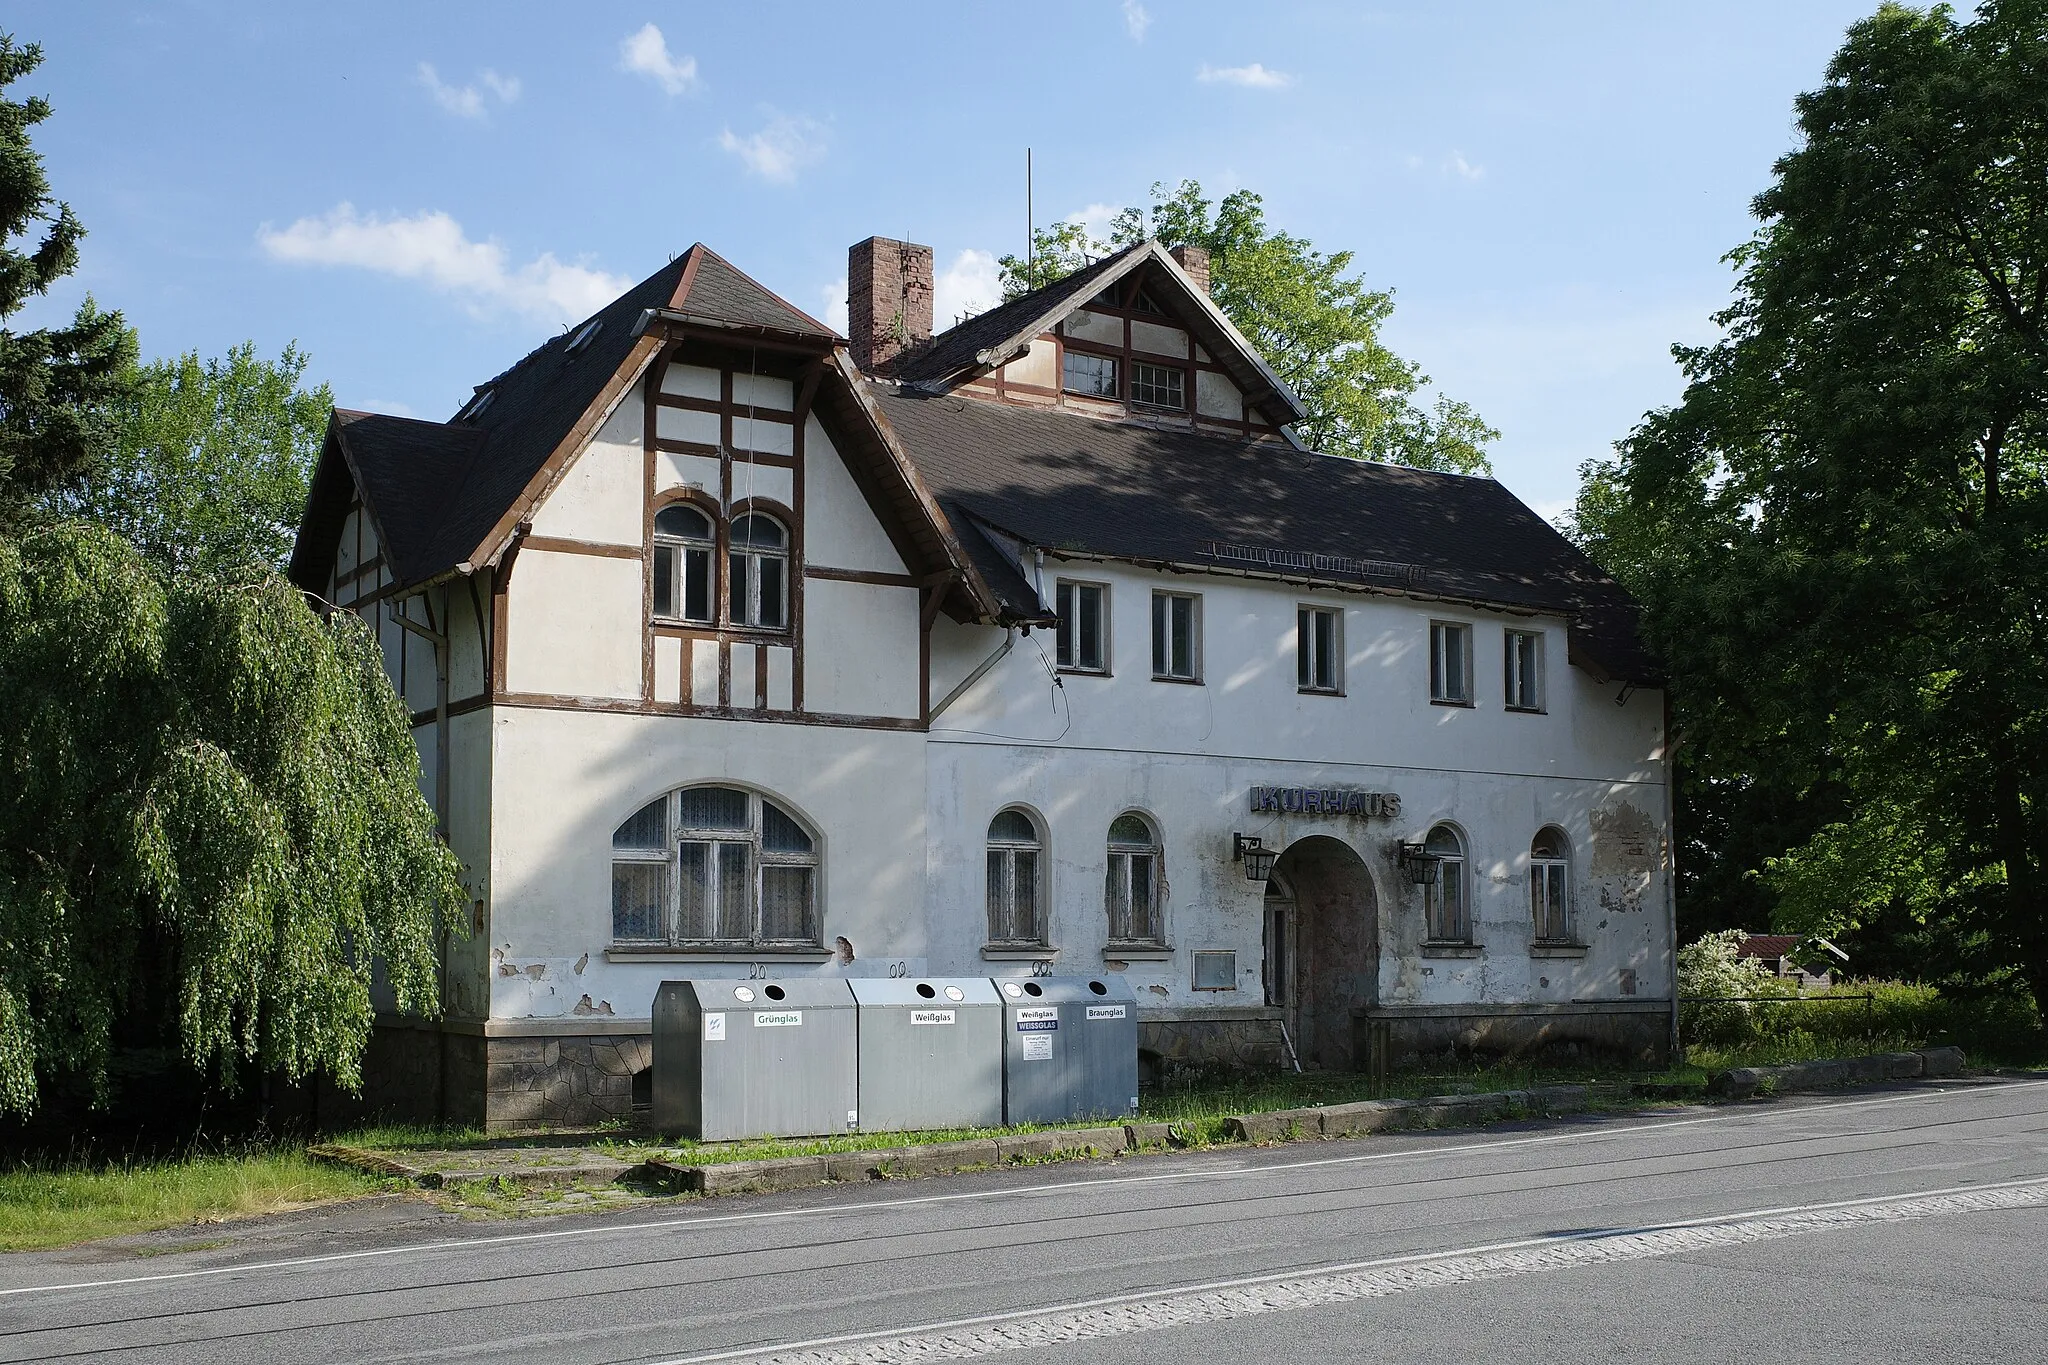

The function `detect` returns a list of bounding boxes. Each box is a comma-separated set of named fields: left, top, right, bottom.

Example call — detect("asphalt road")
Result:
left=3, top=1077, right=2044, bottom=1364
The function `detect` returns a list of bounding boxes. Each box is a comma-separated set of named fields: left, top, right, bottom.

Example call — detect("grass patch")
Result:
left=0, top=1148, right=387, bottom=1253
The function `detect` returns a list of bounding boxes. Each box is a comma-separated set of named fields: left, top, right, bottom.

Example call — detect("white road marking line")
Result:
left=644, top=1175, right=2048, bottom=1365
left=2, top=1079, right=2040, bottom=1300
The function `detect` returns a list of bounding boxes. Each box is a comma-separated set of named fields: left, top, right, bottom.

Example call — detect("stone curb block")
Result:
left=433, top=1161, right=631, bottom=1190
left=1125, top=1122, right=1177, bottom=1150
left=690, top=1156, right=829, bottom=1195
left=1230, top=1083, right=1594, bottom=1144
left=1708, top=1047, right=1968, bottom=1100
left=306, top=1144, right=436, bottom=1186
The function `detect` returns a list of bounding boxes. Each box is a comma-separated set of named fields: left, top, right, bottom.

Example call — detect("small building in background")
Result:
left=1735, top=934, right=1847, bottom=991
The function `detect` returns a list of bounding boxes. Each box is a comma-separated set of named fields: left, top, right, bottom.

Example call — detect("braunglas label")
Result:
left=703, top=1012, right=726, bottom=1041
left=754, top=1011, right=803, bottom=1028
left=1086, top=1004, right=1127, bottom=1020
left=910, top=1009, right=956, bottom=1026
left=1021, top=1034, right=1054, bottom=1061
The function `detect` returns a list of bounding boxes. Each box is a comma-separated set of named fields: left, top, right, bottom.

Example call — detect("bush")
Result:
left=1677, top=930, right=1785, bottom=1044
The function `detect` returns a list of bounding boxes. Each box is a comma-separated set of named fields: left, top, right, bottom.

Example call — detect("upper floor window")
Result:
left=1063, top=351, right=1118, bottom=399
left=1152, top=591, right=1202, bottom=682
left=652, top=504, right=715, bottom=624
left=1430, top=620, right=1472, bottom=705
left=1057, top=580, right=1109, bottom=673
left=1531, top=827, right=1572, bottom=942
left=1106, top=813, right=1164, bottom=945
left=611, top=786, right=819, bottom=948
left=986, top=808, right=1045, bottom=946
left=1424, top=823, right=1470, bottom=942
left=1130, top=362, right=1186, bottom=410
left=1299, top=606, right=1341, bottom=693
left=1505, top=628, right=1544, bottom=711
left=728, top=513, right=788, bottom=630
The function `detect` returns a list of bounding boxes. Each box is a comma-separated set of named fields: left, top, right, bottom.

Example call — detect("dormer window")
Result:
left=1063, top=351, right=1118, bottom=400
left=653, top=504, right=715, bottom=624
left=1130, top=362, right=1185, bottom=410
left=728, top=513, right=789, bottom=630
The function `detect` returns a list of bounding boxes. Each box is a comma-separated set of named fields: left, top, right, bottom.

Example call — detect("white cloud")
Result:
left=934, top=249, right=1002, bottom=328
left=417, top=63, right=519, bottom=120
left=1196, top=62, right=1292, bottom=89
left=821, top=278, right=849, bottom=336
left=1445, top=151, right=1485, bottom=182
left=619, top=23, right=699, bottom=95
left=718, top=114, right=826, bottom=184
left=1065, top=202, right=1126, bottom=244
left=257, top=204, right=629, bottom=324
left=1122, top=0, right=1151, bottom=41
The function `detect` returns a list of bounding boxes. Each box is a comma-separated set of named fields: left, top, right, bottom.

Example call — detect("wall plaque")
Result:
left=1249, top=786, right=1401, bottom=818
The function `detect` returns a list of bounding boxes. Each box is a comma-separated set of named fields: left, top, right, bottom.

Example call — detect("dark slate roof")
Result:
left=292, top=245, right=836, bottom=595
left=872, top=386, right=1660, bottom=683
left=1736, top=935, right=1804, bottom=960
left=889, top=246, right=1142, bottom=385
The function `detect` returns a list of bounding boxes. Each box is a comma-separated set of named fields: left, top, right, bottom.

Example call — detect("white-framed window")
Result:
left=1531, top=827, right=1572, bottom=942
left=1429, top=620, right=1472, bottom=705
left=1505, top=628, right=1544, bottom=712
left=1105, top=812, right=1164, bottom=945
left=1152, top=591, right=1201, bottom=681
left=610, top=786, right=819, bottom=947
left=1423, top=823, right=1469, bottom=942
left=1130, top=361, right=1186, bottom=410
left=1062, top=350, right=1118, bottom=399
left=728, top=512, right=788, bottom=630
left=652, top=503, right=716, bottom=624
left=1056, top=580, right=1109, bottom=673
left=1298, top=605, right=1341, bottom=693
left=986, top=808, right=1045, bottom=946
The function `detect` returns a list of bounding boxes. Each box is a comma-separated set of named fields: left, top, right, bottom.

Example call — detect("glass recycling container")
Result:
left=652, top=978, right=859, bottom=1140
left=847, top=978, right=1005, bottom=1131
left=997, top=975, right=1141, bottom=1125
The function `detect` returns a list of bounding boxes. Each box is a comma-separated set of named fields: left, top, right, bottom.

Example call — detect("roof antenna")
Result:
left=1026, top=147, right=1034, bottom=286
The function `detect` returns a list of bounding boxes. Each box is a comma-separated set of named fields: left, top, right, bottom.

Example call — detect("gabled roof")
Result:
left=291, top=245, right=840, bottom=598
left=872, top=384, right=1661, bottom=684
left=890, top=240, right=1308, bottom=429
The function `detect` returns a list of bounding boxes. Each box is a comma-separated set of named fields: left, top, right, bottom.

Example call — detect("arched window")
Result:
left=610, top=786, right=819, bottom=947
left=1424, top=823, right=1469, bottom=943
left=1105, top=813, right=1164, bottom=945
left=986, top=808, right=1044, bottom=946
left=652, top=504, right=715, bottom=624
left=1531, top=827, right=1571, bottom=943
left=728, top=513, right=788, bottom=629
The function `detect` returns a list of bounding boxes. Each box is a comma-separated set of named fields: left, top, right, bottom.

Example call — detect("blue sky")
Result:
left=15, top=1, right=1878, bottom=518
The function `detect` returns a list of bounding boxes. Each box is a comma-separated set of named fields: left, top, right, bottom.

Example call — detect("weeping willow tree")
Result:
left=0, top=522, right=462, bottom=1115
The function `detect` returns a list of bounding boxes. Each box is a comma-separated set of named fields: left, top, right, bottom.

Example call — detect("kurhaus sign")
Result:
left=1250, top=786, right=1401, bottom=818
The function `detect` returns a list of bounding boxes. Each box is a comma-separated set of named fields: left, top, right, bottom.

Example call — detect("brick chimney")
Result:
left=1169, top=244, right=1211, bottom=296
left=848, top=236, right=934, bottom=373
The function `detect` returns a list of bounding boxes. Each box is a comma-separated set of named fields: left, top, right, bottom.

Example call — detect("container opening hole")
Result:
left=1088, top=979, right=1108, bottom=995
left=1023, top=981, right=1043, bottom=996
left=916, top=982, right=936, bottom=998
left=764, top=984, right=786, bottom=1000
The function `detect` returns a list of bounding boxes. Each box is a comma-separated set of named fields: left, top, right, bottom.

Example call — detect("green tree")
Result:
left=0, top=34, right=134, bottom=519
left=999, top=181, right=1496, bottom=473
left=0, top=524, right=463, bottom=1115
left=49, top=343, right=333, bottom=574
left=1573, top=0, right=2048, bottom=1003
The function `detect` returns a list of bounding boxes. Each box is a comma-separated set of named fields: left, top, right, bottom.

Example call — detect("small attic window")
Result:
left=457, top=389, right=495, bottom=422
left=1088, top=288, right=1119, bottom=309
left=1131, top=287, right=1167, bottom=316
left=566, top=318, right=603, bottom=355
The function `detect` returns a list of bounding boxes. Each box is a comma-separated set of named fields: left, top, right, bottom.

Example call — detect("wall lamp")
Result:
left=1231, top=833, right=1278, bottom=882
left=1396, top=841, right=1442, bottom=886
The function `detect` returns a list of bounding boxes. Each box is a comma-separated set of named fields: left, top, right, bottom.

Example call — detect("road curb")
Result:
left=1706, top=1046, right=1966, bottom=1100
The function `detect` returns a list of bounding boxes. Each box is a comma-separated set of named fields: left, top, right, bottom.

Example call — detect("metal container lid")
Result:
left=847, top=977, right=1002, bottom=1007
left=993, top=975, right=1136, bottom=1006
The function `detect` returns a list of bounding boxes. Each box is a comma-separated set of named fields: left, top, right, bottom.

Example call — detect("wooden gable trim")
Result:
left=470, top=332, right=665, bottom=573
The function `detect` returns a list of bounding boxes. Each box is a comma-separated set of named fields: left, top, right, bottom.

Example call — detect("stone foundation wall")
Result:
left=484, top=1033, right=652, bottom=1130
left=314, top=1024, right=488, bottom=1130
left=1138, top=1010, right=1287, bottom=1077
left=1356, top=1003, right=1673, bottom=1070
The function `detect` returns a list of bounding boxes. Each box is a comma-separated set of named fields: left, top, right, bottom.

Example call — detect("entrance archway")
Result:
left=1264, top=836, right=1379, bottom=1070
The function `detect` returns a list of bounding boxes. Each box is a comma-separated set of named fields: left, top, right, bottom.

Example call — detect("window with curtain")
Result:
left=609, top=786, right=819, bottom=947
left=1531, top=827, right=1571, bottom=942
left=1105, top=812, right=1164, bottom=945
left=1424, top=823, right=1470, bottom=942
left=728, top=513, right=789, bottom=629
left=986, top=808, right=1045, bottom=945
left=652, top=503, right=715, bottom=624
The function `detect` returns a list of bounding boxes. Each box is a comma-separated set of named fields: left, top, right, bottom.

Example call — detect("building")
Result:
left=1735, top=934, right=1846, bottom=991
left=289, top=235, right=1676, bottom=1129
